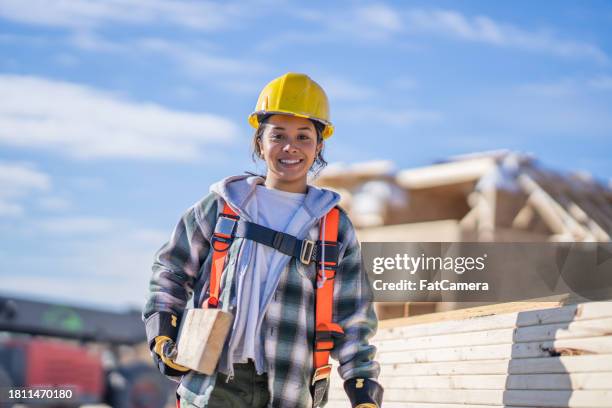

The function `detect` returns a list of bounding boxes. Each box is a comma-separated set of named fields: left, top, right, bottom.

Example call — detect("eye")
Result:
left=298, top=133, right=311, bottom=140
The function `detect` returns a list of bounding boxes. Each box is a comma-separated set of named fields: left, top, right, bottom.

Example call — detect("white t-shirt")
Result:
left=232, top=184, right=306, bottom=368
left=256, top=184, right=306, bottom=264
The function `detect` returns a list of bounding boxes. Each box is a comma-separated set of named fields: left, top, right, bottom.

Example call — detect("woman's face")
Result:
left=258, top=114, right=322, bottom=193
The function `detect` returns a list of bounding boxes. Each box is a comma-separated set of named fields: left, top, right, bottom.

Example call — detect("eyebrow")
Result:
left=267, top=125, right=313, bottom=132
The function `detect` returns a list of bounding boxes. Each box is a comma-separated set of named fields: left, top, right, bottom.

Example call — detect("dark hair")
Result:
left=251, top=114, right=328, bottom=175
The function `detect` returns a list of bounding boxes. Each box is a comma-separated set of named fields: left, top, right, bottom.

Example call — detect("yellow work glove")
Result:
left=355, top=404, right=378, bottom=408
left=154, top=335, right=190, bottom=372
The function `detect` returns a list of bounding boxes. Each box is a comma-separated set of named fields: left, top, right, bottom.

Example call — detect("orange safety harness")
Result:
left=206, top=201, right=344, bottom=406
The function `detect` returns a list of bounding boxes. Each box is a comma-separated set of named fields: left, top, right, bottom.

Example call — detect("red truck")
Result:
left=0, top=295, right=173, bottom=408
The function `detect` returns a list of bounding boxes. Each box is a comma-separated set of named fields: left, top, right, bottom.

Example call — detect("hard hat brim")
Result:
left=248, top=110, right=334, bottom=139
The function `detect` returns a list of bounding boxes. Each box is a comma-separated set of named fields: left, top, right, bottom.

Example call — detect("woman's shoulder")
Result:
left=333, top=205, right=359, bottom=245
left=189, top=191, right=224, bottom=233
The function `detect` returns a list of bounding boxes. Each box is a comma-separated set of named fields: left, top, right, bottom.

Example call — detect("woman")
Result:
left=142, top=73, right=383, bottom=408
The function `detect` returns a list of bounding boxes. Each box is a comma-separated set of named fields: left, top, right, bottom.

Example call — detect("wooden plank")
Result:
left=505, top=389, right=612, bottom=407
left=512, top=203, right=536, bottom=229
left=381, top=359, right=510, bottom=376
left=360, top=405, right=526, bottom=408
left=377, top=319, right=612, bottom=352
left=378, top=343, right=511, bottom=364
left=358, top=219, right=462, bottom=242
left=326, top=401, right=527, bottom=408
left=509, top=354, right=612, bottom=375
left=506, top=373, right=612, bottom=391
left=396, top=157, right=495, bottom=189
left=459, top=204, right=479, bottom=230
left=376, top=301, right=612, bottom=340
left=476, top=190, right=496, bottom=241
left=376, top=327, right=517, bottom=351
left=571, top=194, right=612, bottom=233
left=373, top=329, right=612, bottom=358
left=519, top=173, right=592, bottom=240
left=542, top=172, right=611, bottom=241
left=515, top=318, right=612, bottom=343
left=378, top=301, right=570, bottom=332
left=381, top=389, right=612, bottom=407
left=562, top=194, right=610, bottom=241
left=377, top=310, right=509, bottom=340
left=381, top=354, right=612, bottom=376
left=382, top=389, right=499, bottom=404
left=366, top=404, right=527, bottom=408
left=380, top=374, right=506, bottom=390
left=377, top=336, right=612, bottom=364
left=174, top=308, right=233, bottom=375
left=379, top=373, right=612, bottom=391
left=511, top=336, right=612, bottom=358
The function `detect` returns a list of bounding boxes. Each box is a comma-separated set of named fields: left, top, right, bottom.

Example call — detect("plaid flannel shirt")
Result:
left=142, top=190, right=380, bottom=407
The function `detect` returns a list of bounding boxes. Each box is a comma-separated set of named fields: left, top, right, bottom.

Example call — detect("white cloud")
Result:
left=389, top=76, right=418, bottom=91
left=404, top=9, right=609, bottom=62
left=0, top=162, right=51, bottom=217
left=316, top=76, right=377, bottom=101
left=452, top=79, right=612, bottom=140
left=69, top=31, right=126, bottom=52
left=39, top=216, right=116, bottom=235
left=0, top=0, right=244, bottom=31
left=587, top=75, right=612, bottom=91
left=128, top=228, right=169, bottom=247
left=65, top=33, right=267, bottom=91
left=0, top=201, right=23, bottom=217
left=339, top=106, right=442, bottom=127
left=133, top=37, right=267, bottom=78
left=0, top=162, right=50, bottom=197
left=53, top=53, right=80, bottom=68
left=517, top=76, right=612, bottom=97
left=38, top=196, right=73, bottom=212
left=288, top=5, right=606, bottom=62
left=295, top=3, right=403, bottom=41
left=0, top=75, right=239, bottom=161
left=354, top=4, right=403, bottom=34
left=516, top=79, right=578, bottom=97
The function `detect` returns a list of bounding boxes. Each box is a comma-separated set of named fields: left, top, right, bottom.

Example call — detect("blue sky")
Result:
left=0, top=0, right=611, bottom=310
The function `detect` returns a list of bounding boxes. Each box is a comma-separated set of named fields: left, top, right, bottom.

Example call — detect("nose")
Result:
left=282, top=142, right=298, bottom=153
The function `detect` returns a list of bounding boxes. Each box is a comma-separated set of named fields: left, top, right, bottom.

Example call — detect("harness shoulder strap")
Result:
left=312, top=207, right=344, bottom=406
left=207, top=201, right=238, bottom=308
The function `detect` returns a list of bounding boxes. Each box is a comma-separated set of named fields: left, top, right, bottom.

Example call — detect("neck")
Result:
left=264, top=175, right=308, bottom=193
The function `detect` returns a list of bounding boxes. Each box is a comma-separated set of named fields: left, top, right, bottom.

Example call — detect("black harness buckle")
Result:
left=300, top=239, right=315, bottom=264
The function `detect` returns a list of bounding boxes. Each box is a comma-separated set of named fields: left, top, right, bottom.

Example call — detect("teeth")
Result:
left=280, top=159, right=300, bottom=164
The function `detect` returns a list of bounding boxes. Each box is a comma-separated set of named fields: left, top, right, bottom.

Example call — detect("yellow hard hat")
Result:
left=248, top=72, right=334, bottom=139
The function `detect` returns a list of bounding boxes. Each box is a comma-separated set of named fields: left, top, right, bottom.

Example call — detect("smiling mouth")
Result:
left=278, top=158, right=303, bottom=166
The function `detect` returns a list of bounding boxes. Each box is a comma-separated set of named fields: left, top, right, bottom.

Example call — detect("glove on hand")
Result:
left=344, top=377, right=383, bottom=408
left=153, top=335, right=190, bottom=373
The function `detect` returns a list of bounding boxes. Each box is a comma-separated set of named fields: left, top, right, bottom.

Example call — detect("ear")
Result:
left=257, top=137, right=264, bottom=158
left=316, top=141, right=323, bottom=155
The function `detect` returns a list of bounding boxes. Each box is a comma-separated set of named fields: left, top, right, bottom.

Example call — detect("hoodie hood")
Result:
left=209, top=173, right=341, bottom=227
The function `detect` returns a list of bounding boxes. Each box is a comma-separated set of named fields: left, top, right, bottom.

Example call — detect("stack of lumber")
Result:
left=326, top=301, right=612, bottom=407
